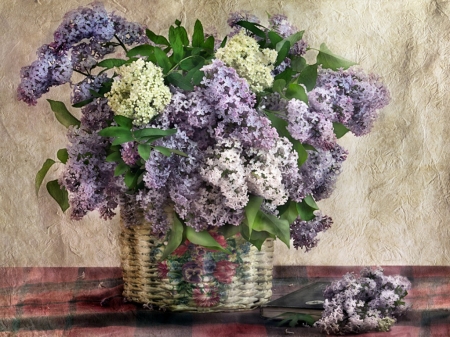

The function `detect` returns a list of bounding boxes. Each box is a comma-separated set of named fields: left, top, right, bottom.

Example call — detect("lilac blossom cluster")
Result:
left=17, top=2, right=148, bottom=106
left=309, top=67, right=391, bottom=136
left=268, top=14, right=307, bottom=56
left=19, top=6, right=390, bottom=255
left=131, top=60, right=290, bottom=232
left=290, top=211, right=333, bottom=251
left=58, top=126, right=121, bottom=220
left=314, top=267, right=411, bottom=334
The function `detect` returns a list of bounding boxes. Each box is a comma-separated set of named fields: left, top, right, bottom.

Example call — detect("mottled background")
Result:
left=1, top=0, right=449, bottom=266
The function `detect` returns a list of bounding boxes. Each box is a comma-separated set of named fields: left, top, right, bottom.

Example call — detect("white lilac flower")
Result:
left=215, top=31, right=277, bottom=92
left=106, top=58, right=172, bottom=125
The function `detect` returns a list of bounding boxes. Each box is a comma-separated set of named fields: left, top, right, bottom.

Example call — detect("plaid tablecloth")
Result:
left=0, top=266, right=449, bottom=336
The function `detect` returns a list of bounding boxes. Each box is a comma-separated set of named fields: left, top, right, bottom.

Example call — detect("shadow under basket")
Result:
left=120, top=221, right=274, bottom=312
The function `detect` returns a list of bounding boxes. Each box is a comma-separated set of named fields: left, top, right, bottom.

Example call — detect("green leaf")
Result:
left=137, top=144, right=152, bottom=161
left=127, top=44, right=154, bottom=58
left=124, top=170, right=139, bottom=189
left=275, top=41, right=290, bottom=66
left=295, top=142, right=308, bottom=166
left=166, top=72, right=194, bottom=91
left=304, top=195, right=319, bottom=210
left=114, top=162, right=129, bottom=176
left=154, top=47, right=173, bottom=74
left=220, top=36, right=227, bottom=48
left=245, top=195, right=263, bottom=236
left=291, top=56, right=307, bottom=72
left=192, top=19, right=204, bottom=48
left=97, top=58, right=128, bottom=69
left=88, top=89, right=103, bottom=98
left=297, top=196, right=318, bottom=221
left=160, top=214, right=185, bottom=260
left=278, top=199, right=300, bottom=224
left=35, top=159, right=55, bottom=196
left=179, top=56, right=205, bottom=71
left=219, top=223, right=242, bottom=238
left=333, top=122, right=350, bottom=138
left=97, top=80, right=113, bottom=95
left=105, top=151, right=122, bottom=163
left=285, top=83, right=308, bottom=103
left=253, top=211, right=290, bottom=248
left=272, top=79, right=286, bottom=94
left=236, top=21, right=266, bottom=39
left=171, top=25, right=189, bottom=46
left=185, top=226, right=230, bottom=253
left=171, top=34, right=184, bottom=64
left=47, top=100, right=80, bottom=128
left=98, top=126, right=132, bottom=138
left=316, top=43, right=357, bottom=70
left=111, top=134, right=134, bottom=146
left=133, top=128, right=177, bottom=139
left=268, top=31, right=283, bottom=48
left=57, top=148, right=68, bottom=164
left=187, top=68, right=205, bottom=86
left=276, top=31, right=304, bottom=52
left=303, top=143, right=317, bottom=152
left=71, top=98, right=94, bottom=108
left=274, top=67, right=293, bottom=83
left=113, top=115, right=133, bottom=129
left=46, top=180, right=69, bottom=212
left=152, top=146, right=188, bottom=157
left=203, top=35, right=215, bottom=51
left=241, top=224, right=274, bottom=250
left=146, top=29, right=170, bottom=46
left=297, top=64, right=318, bottom=91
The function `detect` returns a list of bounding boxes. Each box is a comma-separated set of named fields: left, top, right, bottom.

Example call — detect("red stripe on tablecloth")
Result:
left=65, top=326, right=136, bottom=337
left=14, top=330, right=65, bottom=337
left=351, top=325, right=422, bottom=337
left=305, top=266, right=413, bottom=278
left=430, top=323, right=450, bottom=336
left=81, top=267, right=123, bottom=281
left=192, top=323, right=266, bottom=337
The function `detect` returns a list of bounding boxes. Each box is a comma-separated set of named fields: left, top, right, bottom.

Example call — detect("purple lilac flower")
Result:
left=53, top=2, right=115, bottom=49
left=120, top=142, right=140, bottom=166
left=80, top=98, right=114, bottom=131
left=71, top=41, right=115, bottom=73
left=286, top=98, right=337, bottom=150
left=311, top=67, right=390, bottom=136
left=59, top=126, right=120, bottom=220
left=110, top=13, right=150, bottom=45
left=268, top=14, right=307, bottom=56
left=17, top=44, right=72, bottom=105
left=315, top=267, right=411, bottom=334
left=227, top=11, right=261, bottom=37
left=71, top=73, right=110, bottom=105
left=290, top=211, right=333, bottom=251
left=201, top=60, right=278, bottom=150
left=18, top=2, right=148, bottom=106
left=300, top=143, right=348, bottom=201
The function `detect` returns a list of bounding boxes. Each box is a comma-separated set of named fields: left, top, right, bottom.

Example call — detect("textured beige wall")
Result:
left=1, top=0, right=450, bottom=266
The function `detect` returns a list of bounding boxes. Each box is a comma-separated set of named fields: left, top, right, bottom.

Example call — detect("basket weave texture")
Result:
left=120, top=220, right=274, bottom=312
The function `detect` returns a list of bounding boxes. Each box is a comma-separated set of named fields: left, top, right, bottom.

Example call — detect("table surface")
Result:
left=1, top=266, right=449, bottom=336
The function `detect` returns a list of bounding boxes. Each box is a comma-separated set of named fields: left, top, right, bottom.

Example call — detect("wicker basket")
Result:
left=119, top=220, right=274, bottom=312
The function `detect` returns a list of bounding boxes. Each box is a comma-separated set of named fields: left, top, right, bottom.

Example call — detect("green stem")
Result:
left=115, top=34, right=128, bottom=54
left=72, top=69, right=91, bottom=77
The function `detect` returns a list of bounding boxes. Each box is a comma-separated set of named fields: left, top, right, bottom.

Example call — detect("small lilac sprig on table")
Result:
left=20, top=3, right=390, bottom=257
left=314, top=267, right=411, bottom=335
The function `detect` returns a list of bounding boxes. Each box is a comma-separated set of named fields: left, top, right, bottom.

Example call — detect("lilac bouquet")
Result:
left=314, top=267, right=411, bottom=334
left=19, top=3, right=390, bottom=257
